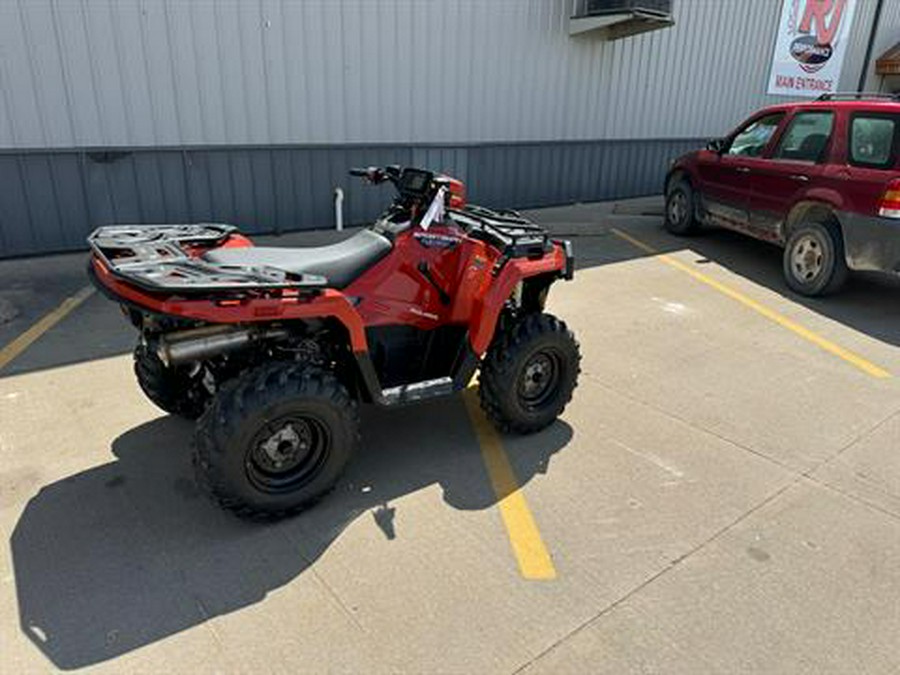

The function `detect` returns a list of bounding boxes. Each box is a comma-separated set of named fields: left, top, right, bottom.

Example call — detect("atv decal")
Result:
left=413, top=232, right=461, bottom=249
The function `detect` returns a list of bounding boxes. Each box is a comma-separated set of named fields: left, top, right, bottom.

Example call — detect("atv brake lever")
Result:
left=417, top=261, right=451, bottom=306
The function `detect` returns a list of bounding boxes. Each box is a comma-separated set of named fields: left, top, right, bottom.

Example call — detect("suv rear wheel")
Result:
left=664, top=180, right=700, bottom=235
left=783, top=220, right=848, bottom=297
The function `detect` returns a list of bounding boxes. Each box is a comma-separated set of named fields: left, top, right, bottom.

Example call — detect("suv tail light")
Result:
left=878, top=179, right=900, bottom=218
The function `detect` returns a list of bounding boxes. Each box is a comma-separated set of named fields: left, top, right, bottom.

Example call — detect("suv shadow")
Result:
left=669, top=226, right=900, bottom=348
left=10, top=396, right=572, bottom=670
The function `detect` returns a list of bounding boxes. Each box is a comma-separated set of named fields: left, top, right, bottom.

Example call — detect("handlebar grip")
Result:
left=349, top=167, right=369, bottom=177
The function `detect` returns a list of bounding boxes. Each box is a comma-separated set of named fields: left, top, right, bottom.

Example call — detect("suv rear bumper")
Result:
left=840, top=212, right=900, bottom=275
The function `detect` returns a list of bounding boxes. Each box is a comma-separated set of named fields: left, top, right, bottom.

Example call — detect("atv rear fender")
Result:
left=90, top=257, right=367, bottom=351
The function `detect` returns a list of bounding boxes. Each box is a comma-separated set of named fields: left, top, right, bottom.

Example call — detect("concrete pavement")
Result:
left=2, top=199, right=900, bottom=673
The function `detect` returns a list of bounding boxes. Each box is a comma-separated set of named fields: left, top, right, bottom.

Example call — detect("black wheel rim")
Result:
left=246, top=414, right=331, bottom=494
left=517, top=349, right=563, bottom=410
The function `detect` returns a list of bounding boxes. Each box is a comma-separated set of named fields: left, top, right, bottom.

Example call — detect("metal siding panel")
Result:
left=135, top=0, right=180, bottom=146
left=187, top=2, right=228, bottom=144
left=0, top=139, right=711, bottom=257
left=109, top=0, right=158, bottom=147
left=229, top=152, right=258, bottom=231
left=130, top=153, right=167, bottom=223
left=271, top=149, right=295, bottom=231
left=249, top=150, right=276, bottom=231
left=162, top=0, right=204, bottom=145
left=301, top=1, right=329, bottom=143
left=101, top=155, right=142, bottom=224
left=184, top=151, right=214, bottom=223
left=306, top=149, right=332, bottom=225
left=0, top=157, right=35, bottom=254
left=50, top=154, right=91, bottom=247
left=14, top=0, right=69, bottom=147
left=340, top=1, right=363, bottom=143
left=280, top=0, right=305, bottom=142
left=837, top=0, right=878, bottom=92
left=1, top=0, right=893, bottom=149
left=292, top=149, right=316, bottom=227
left=237, top=1, right=273, bottom=145
left=213, top=3, right=250, bottom=144
left=205, top=151, right=239, bottom=224
left=865, top=0, right=900, bottom=91
left=83, top=157, right=117, bottom=228
left=260, top=0, right=290, bottom=145
left=322, top=3, right=347, bottom=142
left=81, top=1, right=130, bottom=145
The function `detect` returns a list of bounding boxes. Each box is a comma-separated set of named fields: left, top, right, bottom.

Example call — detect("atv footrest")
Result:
left=381, top=377, right=454, bottom=405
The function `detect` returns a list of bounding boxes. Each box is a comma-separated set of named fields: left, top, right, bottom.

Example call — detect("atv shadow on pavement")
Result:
left=11, top=396, right=572, bottom=670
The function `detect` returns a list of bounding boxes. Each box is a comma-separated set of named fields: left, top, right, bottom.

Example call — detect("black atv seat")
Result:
left=204, top=229, right=392, bottom=289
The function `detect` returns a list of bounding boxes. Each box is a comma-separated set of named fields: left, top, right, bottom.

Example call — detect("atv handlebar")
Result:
left=349, top=165, right=402, bottom=184
left=349, top=165, right=446, bottom=226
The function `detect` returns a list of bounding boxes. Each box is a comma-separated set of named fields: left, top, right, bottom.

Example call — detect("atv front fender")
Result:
left=469, top=241, right=572, bottom=355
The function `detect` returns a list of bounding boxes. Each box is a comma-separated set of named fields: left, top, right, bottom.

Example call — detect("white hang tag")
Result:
left=419, top=186, right=446, bottom=231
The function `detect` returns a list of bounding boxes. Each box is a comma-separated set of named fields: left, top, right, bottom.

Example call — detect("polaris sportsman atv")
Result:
left=89, top=166, right=580, bottom=519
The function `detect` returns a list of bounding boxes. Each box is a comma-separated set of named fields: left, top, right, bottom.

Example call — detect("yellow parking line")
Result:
left=612, top=228, right=891, bottom=379
left=462, top=388, right=556, bottom=580
left=0, top=285, right=95, bottom=372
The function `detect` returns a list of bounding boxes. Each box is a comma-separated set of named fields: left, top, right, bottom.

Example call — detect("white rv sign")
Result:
left=767, top=0, right=858, bottom=97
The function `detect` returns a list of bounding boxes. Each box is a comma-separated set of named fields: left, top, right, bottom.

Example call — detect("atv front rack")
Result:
left=89, top=224, right=326, bottom=293
left=447, top=205, right=551, bottom=270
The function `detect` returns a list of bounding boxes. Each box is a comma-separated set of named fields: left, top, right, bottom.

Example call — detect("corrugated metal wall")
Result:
left=865, top=0, right=900, bottom=91
left=0, top=138, right=701, bottom=255
left=0, top=0, right=890, bottom=256
left=2, top=0, right=885, bottom=148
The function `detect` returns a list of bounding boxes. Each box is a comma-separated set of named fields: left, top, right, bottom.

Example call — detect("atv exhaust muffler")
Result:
left=156, top=325, right=289, bottom=366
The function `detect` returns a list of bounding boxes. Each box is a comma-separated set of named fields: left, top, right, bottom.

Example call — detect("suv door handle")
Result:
left=735, top=166, right=751, bottom=173
left=790, top=174, right=809, bottom=182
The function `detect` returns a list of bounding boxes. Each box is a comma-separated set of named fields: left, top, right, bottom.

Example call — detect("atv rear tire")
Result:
left=194, top=363, right=358, bottom=519
left=479, top=313, right=581, bottom=434
left=134, top=343, right=210, bottom=419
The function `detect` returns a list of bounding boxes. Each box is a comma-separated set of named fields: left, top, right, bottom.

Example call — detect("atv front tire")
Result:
left=134, top=343, right=210, bottom=419
left=479, top=313, right=581, bottom=434
left=194, top=363, right=358, bottom=519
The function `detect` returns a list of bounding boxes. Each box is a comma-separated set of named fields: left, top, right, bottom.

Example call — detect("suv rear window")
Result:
left=850, top=115, right=898, bottom=169
left=773, top=111, right=834, bottom=162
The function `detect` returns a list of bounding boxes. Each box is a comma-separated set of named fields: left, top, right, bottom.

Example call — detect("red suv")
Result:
left=664, top=94, right=900, bottom=296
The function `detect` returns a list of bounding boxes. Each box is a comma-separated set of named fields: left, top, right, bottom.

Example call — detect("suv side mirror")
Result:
left=706, top=138, right=726, bottom=153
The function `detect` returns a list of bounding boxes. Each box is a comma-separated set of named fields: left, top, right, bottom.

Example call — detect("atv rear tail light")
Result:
left=878, top=179, right=900, bottom=218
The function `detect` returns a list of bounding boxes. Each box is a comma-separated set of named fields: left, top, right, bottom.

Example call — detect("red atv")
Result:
left=88, top=166, right=580, bottom=518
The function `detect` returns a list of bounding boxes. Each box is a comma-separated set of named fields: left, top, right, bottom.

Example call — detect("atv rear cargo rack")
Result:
left=89, top=224, right=327, bottom=293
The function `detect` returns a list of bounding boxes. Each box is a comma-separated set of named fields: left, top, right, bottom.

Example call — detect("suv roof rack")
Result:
left=816, top=92, right=900, bottom=102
